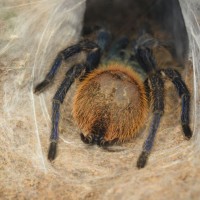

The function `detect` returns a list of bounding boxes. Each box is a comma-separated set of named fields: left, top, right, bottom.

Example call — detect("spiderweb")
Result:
left=0, top=0, right=200, bottom=199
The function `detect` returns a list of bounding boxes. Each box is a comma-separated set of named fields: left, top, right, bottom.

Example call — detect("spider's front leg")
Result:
left=34, top=29, right=111, bottom=161
left=48, top=47, right=101, bottom=161
left=34, top=40, right=99, bottom=94
left=34, top=45, right=101, bottom=160
left=48, top=63, right=85, bottom=160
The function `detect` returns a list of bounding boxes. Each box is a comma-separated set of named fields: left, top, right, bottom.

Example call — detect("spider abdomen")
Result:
left=73, top=63, right=148, bottom=143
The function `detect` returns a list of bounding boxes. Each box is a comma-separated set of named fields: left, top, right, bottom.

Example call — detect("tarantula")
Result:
left=34, top=28, right=192, bottom=168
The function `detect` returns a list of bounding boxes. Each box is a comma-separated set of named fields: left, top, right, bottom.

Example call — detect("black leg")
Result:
left=34, top=40, right=99, bottom=94
left=81, top=114, right=109, bottom=147
left=80, top=133, right=95, bottom=145
left=137, top=74, right=164, bottom=168
left=160, top=68, right=192, bottom=139
left=48, top=47, right=101, bottom=161
left=80, top=134, right=118, bottom=147
left=99, top=138, right=119, bottom=147
left=80, top=108, right=114, bottom=147
left=135, top=47, right=156, bottom=74
left=48, top=63, right=85, bottom=160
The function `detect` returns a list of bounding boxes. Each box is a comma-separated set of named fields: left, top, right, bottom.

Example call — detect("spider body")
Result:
left=34, top=28, right=192, bottom=168
left=73, top=63, right=148, bottom=145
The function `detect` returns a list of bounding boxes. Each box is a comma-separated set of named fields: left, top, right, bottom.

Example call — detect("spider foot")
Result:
left=182, top=124, right=192, bottom=140
left=80, top=133, right=118, bottom=147
left=137, top=151, right=149, bottom=169
left=48, top=141, right=57, bottom=161
left=98, top=138, right=119, bottom=147
left=80, top=133, right=95, bottom=144
left=34, top=79, right=50, bottom=94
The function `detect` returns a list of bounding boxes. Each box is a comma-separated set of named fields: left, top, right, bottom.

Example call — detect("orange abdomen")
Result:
left=73, top=62, right=148, bottom=142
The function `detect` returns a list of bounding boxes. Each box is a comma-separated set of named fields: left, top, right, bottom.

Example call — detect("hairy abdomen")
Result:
left=73, top=62, right=148, bottom=142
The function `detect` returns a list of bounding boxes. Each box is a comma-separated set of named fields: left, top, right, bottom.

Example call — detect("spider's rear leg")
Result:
left=80, top=111, right=112, bottom=146
left=80, top=120, right=107, bottom=146
left=160, top=68, right=192, bottom=139
left=34, top=40, right=99, bottom=94
left=137, top=74, right=164, bottom=168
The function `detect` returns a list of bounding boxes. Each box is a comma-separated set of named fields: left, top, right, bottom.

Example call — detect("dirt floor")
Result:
left=1, top=64, right=200, bottom=200
left=1, top=1, right=200, bottom=200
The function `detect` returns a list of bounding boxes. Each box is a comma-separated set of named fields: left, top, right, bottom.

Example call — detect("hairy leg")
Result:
left=160, top=68, right=192, bottom=139
left=137, top=74, right=164, bottom=168
left=135, top=47, right=156, bottom=73
left=34, top=40, right=99, bottom=94
left=48, top=47, right=101, bottom=161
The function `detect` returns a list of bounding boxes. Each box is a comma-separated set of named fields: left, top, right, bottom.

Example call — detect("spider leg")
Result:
left=48, top=63, right=85, bottom=160
left=80, top=133, right=95, bottom=144
left=137, top=74, right=164, bottom=168
left=135, top=47, right=156, bottom=73
left=48, top=48, right=101, bottom=161
left=80, top=113, right=108, bottom=146
left=80, top=133, right=118, bottom=146
left=80, top=104, right=119, bottom=147
left=80, top=29, right=111, bottom=80
left=160, top=68, right=192, bottom=139
left=34, top=40, right=99, bottom=94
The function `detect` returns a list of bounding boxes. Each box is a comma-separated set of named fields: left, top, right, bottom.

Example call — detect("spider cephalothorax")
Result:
left=34, top=28, right=192, bottom=168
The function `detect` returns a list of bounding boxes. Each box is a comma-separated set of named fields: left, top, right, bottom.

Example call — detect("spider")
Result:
left=34, top=28, right=192, bottom=169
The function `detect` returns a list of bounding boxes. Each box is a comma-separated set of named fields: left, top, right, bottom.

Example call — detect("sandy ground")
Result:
left=1, top=1, right=200, bottom=200
left=1, top=62, right=200, bottom=200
